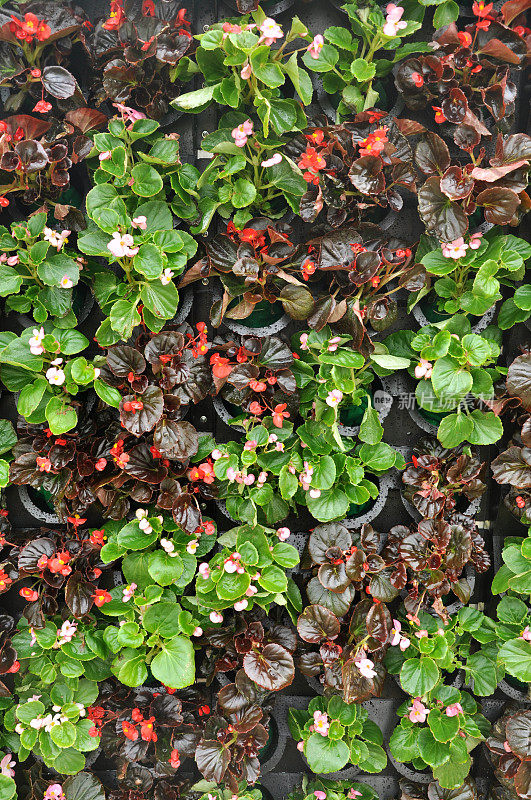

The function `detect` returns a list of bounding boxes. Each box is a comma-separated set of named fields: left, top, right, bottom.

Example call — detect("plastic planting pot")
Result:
left=339, top=396, right=369, bottom=427
left=416, top=406, right=448, bottom=428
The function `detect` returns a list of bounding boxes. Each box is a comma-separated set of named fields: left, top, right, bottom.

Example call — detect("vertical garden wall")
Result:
left=0, top=1, right=529, bottom=800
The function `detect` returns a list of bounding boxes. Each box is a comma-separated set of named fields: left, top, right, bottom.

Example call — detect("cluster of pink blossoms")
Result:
left=441, top=232, right=482, bottom=259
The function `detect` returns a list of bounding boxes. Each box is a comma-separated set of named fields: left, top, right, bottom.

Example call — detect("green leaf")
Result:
left=134, top=244, right=163, bottom=280
left=131, top=164, right=163, bottom=197
left=359, top=401, right=383, bottom=445
left=499, top=639, right=531, bottom=682
left=428, top=708, right=459, bottom=743
left=150, top=636, right=195, bottom=689
left=437, top=413, right=473, bottom=448
left=140, top=280, right=179, bottom=321
left=110, top=299, right=141, bottom=337
left=52, top=748, right=85, bottom=775
left=148, top=551, right=184, bottom=586
left=18, top=379, right=48, bottom=417
left=390, top=725, right=419, bottom=762
left=350, top=57, right=376, bottom=81
left=231, top=178, right=257, bottom=209
left=467, top=410, right=503, bottom=445
left=433, top=0, right=459, bottom=26
left=400, top=657, right=439, bottom=695
left=143, top=602, right=182, bottom=638
left=250, top=46, right=285, bottom=88
left=284, top=53, right=313, bottom=105
left=431, top=357, right=473, bottom=401
left=50, top=720, right=77, bottom=749
left=45, top=396, right=77, bottom=435
left=302, top=43, right=339, bottom=73
left=171, top=83, right=218, bottom=111
left=418, top=728, right=450, bottom=768
left=93, top=378, right=122, bottom=408
left=305, top=733, right=350, bottom=773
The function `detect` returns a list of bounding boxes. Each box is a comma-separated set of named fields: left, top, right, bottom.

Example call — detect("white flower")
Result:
left=76, top=702, right=86, bottom=717
left=29, top=327, right=45, bottom=355
left=414, top=358, right=433, bottom=380
left=161, top=538, right=177, bottom=556
left=51, top=357, right=63, bottom=366
left=326, top=389, right=343, bottom=408
left=107, top=231, right=138, bottom=258
left=160, top=268, right=174, bottom=285
left=276, top=527, right=290, bottom=541
left=356, top=657, right=377, bottom=679
left=139, top=518, right=153, bottom=534
left=309, top=488, right=321, bottom=498
left=60, top=275, right=73, bottom=288
left=46, top=367, right=66, bottom=386
left=94, top=367, right=100, bottom=379
left=15, top=723, right=24, bottom=735
left=136, top=508, right=148, bottom=519
left=210, top=611, right=223, bottom=623
left=234, top=599, right=248, bottom=611
left=193, top=626, right=203, bottom=637
left=261, top=153, right=282, bottom=168
left=186, top=540, right=199, bottom=554
left=132, top=215, right=147, bottom=230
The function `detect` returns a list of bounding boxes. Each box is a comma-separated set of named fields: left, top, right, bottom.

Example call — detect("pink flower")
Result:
left=300, top=333, right=309, bottom=350
left=312, top=710, right=329, bottom=736
left=307, top=34, right=324, bottom=59
left=314, top=793, right=326, bottom=800
left=107, top=232, right=138, bottom=258
left=132, top=215, right=147, bottom=230
left=122, top=583, right=137, bottom=602
left=244, top=440, right=257, bottom=451
left=193, top=626, right=203, bottom=637
left=277, top=527, right=290, bottom=541
left=415, top=629, right=428, bottom=639
left=326, top=389, right=343, bottom=408
left=297, top=741, right=304, bottom=751
left=383, top=4, right=408, bottom=36
left=261, top=153, right=282, bottom=168
left=327, top=336, right=341, bottom=352
left=504, top=741, right=512, bottom=753
left=99, top=150, right=111, bottom=161
left=245, top=584, right=258, bottom=596
left=209, top=611, right=223, bottom=623
left=241, top=61, right=252, bottom=79
left=259, top=17, right=283, bottom=45
left=415, top=359, right=433, bottom=380
left=243, top=474, right=255, bottom=486
left=399, top=637, right=411, bottom=651
left=0, top=754, right=15, bottom=778
left=442, top=238, right=468, bottom=259
left=469, top=232, right=483, bottom=250
left=408, top=698, right=429, bottom=723
left=44, top=785, right=65, bottom=800
left=231, top=119, right=253, bottom=147
left=521, top=626, right=531, bottom=642
left=390, top=619, right=402, bottom=646
left=7, top=255, right=18, bottom=266
left=222, top=22, right=242, bottom=38
left=446, top=703, right=463, bottom=717
left=199, top=563, right=210, bottom=579
left=113, top=103, right=146, bottom=129
left=226, top=467, right=238, bottom=482
left=348, top=792, right=362, bottom=799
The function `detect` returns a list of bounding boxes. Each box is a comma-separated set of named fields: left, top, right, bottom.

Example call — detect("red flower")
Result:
left=67, top=515, right=86, bottom=528
left=48, top=551, right=72, bottom=576
left=198, top=704, right=210, bottom=716
left=210, top=353, right=232, bottom=379
left=30, top=68, right=41, bottom=77
left=371, top=276, right=381, bottom=287
left=249, top=401, right=263, bottom=415
left=514, top=26, right=531, bottom=37
left=0, top=197, right=9, bottom=208
left=103, top=0, right=126, bottom=30
left=0, top=569, right=12, bottom=591
left=140, top=717, right=157, bottom=742
left=88, top=706, right=105, bottom=720
left=132, top=708, right=144, bottom=722
left=301, top=258, right=316, bottom=281
left=37, top=554, right=48, bottom=571
left=150, top=446, right=162, bottom=458
left=249, top=379, right=267, bottom=392
left=458, top=31, right=473, bottom=47
left=36, top=456, right=52, bottom=473
left=472, top=0, right=493, bottom=16
left=298, top=146, right=326, bottom=173
left=7, top=661, right=20, bottom=674
left=302, top=171, right=320, bottom=185
left=142, top=0, right=155, bottom=15
left=239, top=228, right=266, bottom=248
left=306, top=129, right=324, bottom=145
left=176, top=8, right=191, bottom=27
left=169, top=748, right=180, bottom=768
left=411, top=71, right=424, bottom=88
left=92, top=589, right=112, bottom=608
left=95, top=458, right=107, bottom=471
left=272, top=403, right=290, bottom=428
left=122, top=721, right=138, bottom=741
left=367, top=110, right=386, bottom=123
left=516, top=496, right=526, bottom=509
left=10, top=13, right=51, bottom=43
left=358, top=127, right=388, bottom=157
left=115, top=452, right=130, bottom=468
left=188, top=460, right=215, bottom=484
left=432, top=106, right=446, bottom=124
left=19, top=587, right=38, bottom=601
left=33, top=100, right=52, bottom=114
left=90, top=529, right=105, bottom=547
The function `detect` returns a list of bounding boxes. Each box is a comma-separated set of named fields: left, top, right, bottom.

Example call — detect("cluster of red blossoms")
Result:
left=37, top=551, right=72, bottom=577
left=0, top=569, right=12, bottom=592
left=122, top=708, right=158, bottom=742
left=357, top=127, right=389, bottom=157
left=110, top=439, right=130, bottom=469
left=225, top=222, right=269, bottom=251
left=92, top=589, right=112, bottom=608
left=103, top=0, right=191, bottom=38
left=187, top=460, right=215, bottom=484
left=9, top=13, right=50, bottom=43
left=298, top=133, right=327, bottom=185
left=248, top=401, right=290, bottom=428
